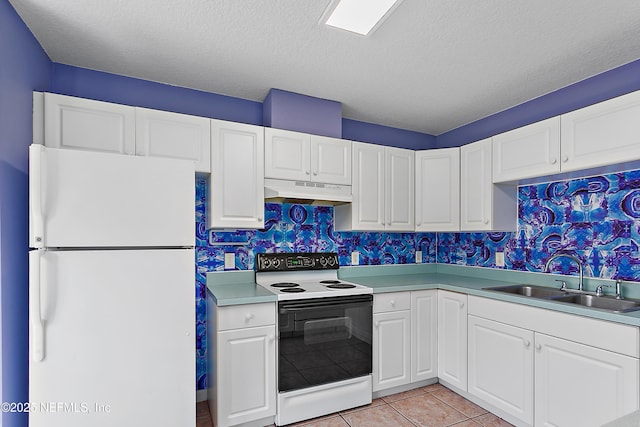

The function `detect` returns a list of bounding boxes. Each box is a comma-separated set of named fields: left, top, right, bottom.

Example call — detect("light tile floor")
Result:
left=196, top=383, right=514, bottom=427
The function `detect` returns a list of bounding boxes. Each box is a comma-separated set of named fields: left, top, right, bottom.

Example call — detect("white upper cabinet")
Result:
left=492, top=117, right=561, bottom=183
left=209, top=119, right=264, bottom=229
left=335, top=143, right=413, bottom=231
left=264, top=128, right=351, bottom=185
left=310, top=135, right=351, bottom=185
left=461, top=138, right=517, bottom=231
left=415, top=147, right=460, bottom=231
left=336, top=142, right=385, bottom=231
left=44, top=93, right=135, bottom=155
left=135, top=108, right=211, bottom=173
left=386, top=147, right=415, bottom=231
left=561, top=90, right=640, bottom=173
left=264, top=128, right=310, bottom=181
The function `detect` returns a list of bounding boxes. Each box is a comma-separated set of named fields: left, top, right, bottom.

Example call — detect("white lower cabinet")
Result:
left=411, top=290, right=438, bottom=382
left=468, top=315, right=534, bottom=425
left=209, top=300, right=276, bottom=427
left=468, top=295, right=640, bottom=427
left=373, top=293, right=411, bottom=391
left=437, top=290, right=468, bottom=391
left=535, top=333, right=639, bottom=427
left=373, top=290, right=438, bottom=392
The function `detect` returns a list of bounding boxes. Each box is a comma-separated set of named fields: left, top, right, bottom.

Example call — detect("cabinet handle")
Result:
left=483, top=219, right=489, bottom=225
left=313, top=171, right=318, bottom=176
left=536, top=344, right=542, bottom=351
left=268, top=335, right=275, bottom=342
left=375, top=321, right=380, bottom=328
left=523, top=340, right=531, bottom=348
left=245, top=313, right=255, bottom=321
left=459, top=302, right=465, bottom=309
left=562, top=156, right=569, bottom=163
left=550, top=158, right=557, bottom=165
left=305, top=171, right=310, bottom=175
left=390, top=300, right=396, bottom=306
left=417, top=223, right=421, bottom=226
left=258, top=217, right=263, bottom=222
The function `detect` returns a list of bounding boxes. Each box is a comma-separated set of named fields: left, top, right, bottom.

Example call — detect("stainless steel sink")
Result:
left=552, top=294, right=640, bottom=313
left=484, top=284, right=570, bottom=299
left=484, top=284, right=640, bottom=313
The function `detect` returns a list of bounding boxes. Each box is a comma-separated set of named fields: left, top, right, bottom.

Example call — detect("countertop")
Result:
left=206, top=264, right=640, bottom=327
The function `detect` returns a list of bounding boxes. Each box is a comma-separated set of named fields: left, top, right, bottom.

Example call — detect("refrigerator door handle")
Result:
left=29, top=249, right=45, bottom=362
left=29, top=145, right=45, bottom=248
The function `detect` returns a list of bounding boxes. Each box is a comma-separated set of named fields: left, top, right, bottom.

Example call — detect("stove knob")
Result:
left=328, top=257, right=336, bottom=266
left=272, top=259, right=281, bottom=269
left=262, top=258, right=271, bottom=269
left=319, top=257, right=328, bottom=266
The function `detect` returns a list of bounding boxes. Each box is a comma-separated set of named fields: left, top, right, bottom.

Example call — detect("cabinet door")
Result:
left=264, top=128, right=310, bottom=181
left=385, top=147, right=415, bottom=231
left=209, top=120, right=264, bottom=229
left=310, top=135, right=351, bottom=185
left=561, top=90, right=640, bottom=173
left=372, top=310, right=411, bottom=391
left=437, top=291, right=467, bottom=391
left=135, top=107, right=211, bottom=173
left=44, top=93, right=135, bottom=154
left=217, top=325, right=276, bottom=427
left=460, top=138, right=492, bottom=231
left=492, top=117, right=561, bottom=183
left=411, top=290, right=438, bottom=382
left=535, top=333, right=639, bottom=427
left=415, top=148, right=460, bottom=231
left=352, top=142, right=385, bottom=231
left=468, top=315, right=534, bottom=425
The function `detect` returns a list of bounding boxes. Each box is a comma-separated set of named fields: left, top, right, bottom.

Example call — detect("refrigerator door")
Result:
left=29, top=145, right=194, bottom=248
left=29, top=249, right=195, bottom=427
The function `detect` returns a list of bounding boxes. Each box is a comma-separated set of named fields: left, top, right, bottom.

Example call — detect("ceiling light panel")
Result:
left=323, top=0, right=403, bottom=36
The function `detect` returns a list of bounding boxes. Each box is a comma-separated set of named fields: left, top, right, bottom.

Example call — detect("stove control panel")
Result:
left=256, top=252, right=339, bottom=272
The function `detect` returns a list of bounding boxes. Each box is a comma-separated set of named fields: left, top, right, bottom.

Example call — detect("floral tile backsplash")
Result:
left=195, top=169, right=640, bottom=389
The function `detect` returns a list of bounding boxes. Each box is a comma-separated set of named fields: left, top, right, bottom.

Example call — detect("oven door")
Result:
left=278, top=294, right=373, bottom=393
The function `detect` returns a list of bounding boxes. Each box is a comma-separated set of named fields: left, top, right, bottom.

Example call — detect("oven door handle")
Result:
left=279, top=295, right=373, bottom=313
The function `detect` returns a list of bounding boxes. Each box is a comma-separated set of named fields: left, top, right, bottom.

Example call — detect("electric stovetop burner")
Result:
left=326, top=283, right=357, bottom=289
left=271, top=282, right=300, bottom=288
left=319, top=280, right=341, bottom=284
left=280, top=287, right=306, bottom=293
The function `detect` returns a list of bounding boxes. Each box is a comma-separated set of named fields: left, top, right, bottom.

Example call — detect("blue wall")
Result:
left=0, top=1, right=51, bottom=426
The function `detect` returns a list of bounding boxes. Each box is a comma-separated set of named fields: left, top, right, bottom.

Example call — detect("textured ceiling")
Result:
left=9, top=0, right=640, bottom=135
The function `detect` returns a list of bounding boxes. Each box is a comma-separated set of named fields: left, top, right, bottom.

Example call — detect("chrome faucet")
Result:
left=544, top=253, right=584, bottom=291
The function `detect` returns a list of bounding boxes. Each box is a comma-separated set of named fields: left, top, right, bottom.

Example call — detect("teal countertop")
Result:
left=207, top=264, right=640, bottom=327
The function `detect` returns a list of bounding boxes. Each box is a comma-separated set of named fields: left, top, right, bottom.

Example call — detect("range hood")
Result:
left=264, top=178, right=352, bottom=205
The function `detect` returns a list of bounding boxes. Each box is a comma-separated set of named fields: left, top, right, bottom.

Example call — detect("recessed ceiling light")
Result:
left=322, top=0, right=403, bottom=36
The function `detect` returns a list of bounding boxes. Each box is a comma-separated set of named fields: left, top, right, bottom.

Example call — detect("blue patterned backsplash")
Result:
left=194, top=169, right=640, bottom=390
left=439, top=169, right=640, bottom=281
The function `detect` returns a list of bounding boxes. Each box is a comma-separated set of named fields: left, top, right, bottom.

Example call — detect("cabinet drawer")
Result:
left=374, top=292, right=411, bottom=313
left=217, top=303, right=276, bottom=331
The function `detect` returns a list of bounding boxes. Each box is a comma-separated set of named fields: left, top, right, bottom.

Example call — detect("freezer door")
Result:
left=29, top=145, right=194, bottom=248
left=29, top=249, right=195, bottom=427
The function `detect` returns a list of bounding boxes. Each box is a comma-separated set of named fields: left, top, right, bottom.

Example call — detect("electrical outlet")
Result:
left=496, top=252, right=505, bottom=267
left=416, top=250, right=423, bottom=263
left=351, top=251, right=359, bottom=266
left=224, top=252, right=235, bottom=270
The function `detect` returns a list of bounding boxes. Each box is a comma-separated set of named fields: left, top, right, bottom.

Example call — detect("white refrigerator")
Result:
left=28, top=145, right=196, bottom=426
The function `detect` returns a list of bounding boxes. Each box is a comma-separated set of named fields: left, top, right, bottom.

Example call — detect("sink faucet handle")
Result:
left=595, top=284, right=606, bottom=297
left=615, top=279, right=623, bottom=300
left=555, top=279, right=567, bottom=290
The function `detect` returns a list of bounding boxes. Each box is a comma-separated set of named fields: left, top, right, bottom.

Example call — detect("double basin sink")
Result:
left=484, top=284, right=640, bottom=313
